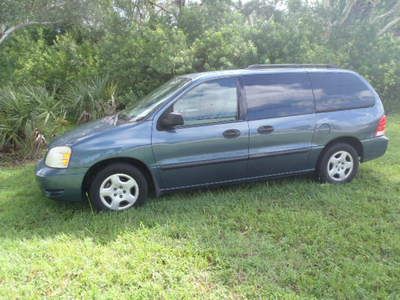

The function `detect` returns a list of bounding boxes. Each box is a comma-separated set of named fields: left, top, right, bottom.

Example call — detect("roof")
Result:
left=181, top=67, right=354, bottom=82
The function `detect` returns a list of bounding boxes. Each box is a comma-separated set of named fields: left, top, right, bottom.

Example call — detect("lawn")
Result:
left=0, top=116, right=399, bottom=299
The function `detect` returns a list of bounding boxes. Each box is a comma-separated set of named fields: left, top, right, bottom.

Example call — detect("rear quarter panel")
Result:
left=309, top=69, right=386, bottom=165
left=310, top=102, right=385, bottom=165
left=312, top=104, right=383, bottom=146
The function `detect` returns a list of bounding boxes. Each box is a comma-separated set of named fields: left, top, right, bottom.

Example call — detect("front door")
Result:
left=241, top=72, right=316, bottom=177
left=152, top=77, right=249, bottom=189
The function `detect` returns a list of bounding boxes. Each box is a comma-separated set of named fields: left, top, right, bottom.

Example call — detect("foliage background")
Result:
left=0, top=2, right=399, bottom=297
left=0, top=0, right=399, bottom=157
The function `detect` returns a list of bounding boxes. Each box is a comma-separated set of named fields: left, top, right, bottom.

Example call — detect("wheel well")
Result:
left=82, top=157, right=156, bottom=197
left=317, top=137, right=364, bottom=168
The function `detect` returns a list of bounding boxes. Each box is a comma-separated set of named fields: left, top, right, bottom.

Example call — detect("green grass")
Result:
left=0, top=117, right=399, bottom=299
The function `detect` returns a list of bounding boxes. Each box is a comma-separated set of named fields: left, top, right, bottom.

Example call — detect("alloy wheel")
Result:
left=327, top=150, right=354, bottom=182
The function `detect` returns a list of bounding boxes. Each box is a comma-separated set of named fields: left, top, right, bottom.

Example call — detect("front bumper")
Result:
left=361, top=136, right=389, bottom=162
left=35, top=160, right=87, bottom=202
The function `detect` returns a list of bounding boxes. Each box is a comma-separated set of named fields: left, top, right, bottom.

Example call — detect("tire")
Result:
left=317, top=143, right=359, bottom=184
left=89, top=163, right=148, bottom=211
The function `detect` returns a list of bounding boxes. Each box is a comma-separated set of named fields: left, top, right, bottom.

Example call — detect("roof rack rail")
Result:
left=247, top=64, right=338, bottom=69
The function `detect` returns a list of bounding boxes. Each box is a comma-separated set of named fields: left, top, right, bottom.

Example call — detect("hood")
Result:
left=49, top=116, right=119, bottom=147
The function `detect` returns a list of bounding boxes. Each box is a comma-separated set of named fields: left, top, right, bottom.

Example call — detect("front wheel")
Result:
left=318, top=143, right=359, bottom=184
left=89, top=163, right=148, bottom=211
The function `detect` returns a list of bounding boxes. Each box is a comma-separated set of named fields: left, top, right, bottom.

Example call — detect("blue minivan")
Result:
left=36, top=65, right=388, bottom=211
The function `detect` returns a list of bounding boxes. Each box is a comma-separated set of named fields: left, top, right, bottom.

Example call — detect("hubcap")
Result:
left=327, top=150, right=354, bottom=181
left=99, top=173, right=139, bottom=211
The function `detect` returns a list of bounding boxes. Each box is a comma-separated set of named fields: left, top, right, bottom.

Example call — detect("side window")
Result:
left=172, top=78, right=238, bottom=126
left=243, top=73, right=314, bottom=120
left=310, top=72, right=375, bottom=112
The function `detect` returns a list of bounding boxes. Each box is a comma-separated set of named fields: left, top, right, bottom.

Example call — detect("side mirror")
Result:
left=159, top=112, right=184, bottom=129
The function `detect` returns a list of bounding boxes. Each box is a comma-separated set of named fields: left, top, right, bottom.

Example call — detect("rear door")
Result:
left=242, top=72, right=316, bottom=177
left=152, top=77, right=249, bottom=189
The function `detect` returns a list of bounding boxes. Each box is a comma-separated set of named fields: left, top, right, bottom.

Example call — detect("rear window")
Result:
left=310, top=72, right=375, bottom=112
left=243, top=73, right=314, bottom=120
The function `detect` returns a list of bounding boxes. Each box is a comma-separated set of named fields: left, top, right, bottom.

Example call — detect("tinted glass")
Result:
left=243, top=73, right=314, bottom=120
left=173, top=78, right=238, bottom=126
left=310, top=72, right=375, bottom=112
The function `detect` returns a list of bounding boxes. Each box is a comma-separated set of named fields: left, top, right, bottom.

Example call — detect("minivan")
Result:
left=36, top=64, right=389, bottom=211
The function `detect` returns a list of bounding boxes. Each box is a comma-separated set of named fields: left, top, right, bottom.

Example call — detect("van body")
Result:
left=36, top=66, right=388, bottom=211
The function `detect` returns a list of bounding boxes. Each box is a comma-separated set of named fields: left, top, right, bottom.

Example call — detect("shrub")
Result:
left=191, top=23, right=257, bottom=71
left=0, top=30, right=100, bottom=91
left=65, top=76, right=118, bottom=123
left=98, top=25, right=192, bottom=99
left=0, top=85, right=67, bottom=157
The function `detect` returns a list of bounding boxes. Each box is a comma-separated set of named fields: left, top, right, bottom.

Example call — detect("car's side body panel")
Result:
left=247, top=114, right=317, bottom=176
left=36, top=160, right=87, bottom=201
left=35, top=67, right=389, bottom=202
left=70, top=121, right=155, bottom=169
left=361, top=136, right=389, bottom=162
left=152, top=121, right=250, bottom=189
left=36, top=121, right=160, bottom=201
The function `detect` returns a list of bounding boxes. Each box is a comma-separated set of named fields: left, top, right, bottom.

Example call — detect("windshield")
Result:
left=120, top=77, right=190, bottom=121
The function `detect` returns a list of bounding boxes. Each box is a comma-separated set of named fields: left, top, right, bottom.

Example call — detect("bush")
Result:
left=0, top=85, right=67, bottom=157
left=98, top=25, right=192, bottom=99
left=65, top=76, right=118, bottom=123
left=191, top=23, right=257, bottom=71
left=0, top=30, right=100, bottom=91
left=1, top=0, right=400, bottom=159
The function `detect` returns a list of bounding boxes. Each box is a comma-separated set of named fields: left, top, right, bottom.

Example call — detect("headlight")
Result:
left=45, top=146, right=72, bottom=168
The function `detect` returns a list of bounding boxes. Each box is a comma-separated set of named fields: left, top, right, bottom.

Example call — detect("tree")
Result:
left=0, top=0, right=88, bottom=46
left=319, top=0, right=400, bottom=37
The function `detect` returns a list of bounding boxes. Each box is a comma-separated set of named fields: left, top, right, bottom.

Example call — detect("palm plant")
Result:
left=0, top=86, right=35, bottom=150
left=24, top=86, right=66, bottom=125
left=66, top=76, right=118, bottom=123
left=0, top=85, right=64, bottom=154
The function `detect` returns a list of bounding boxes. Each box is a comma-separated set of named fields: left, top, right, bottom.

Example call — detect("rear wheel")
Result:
left=318, top=143, right=359, bottom=184
left=89, top=163, right=148, bottom=211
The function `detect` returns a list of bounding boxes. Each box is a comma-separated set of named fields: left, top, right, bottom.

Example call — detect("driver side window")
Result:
left=173, top=78, right=238, bottom=126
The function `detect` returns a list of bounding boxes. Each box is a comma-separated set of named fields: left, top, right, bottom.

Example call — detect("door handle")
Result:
left=223, top=129, right=241, bottom=138
left=257, top=125, right=274, bottom=134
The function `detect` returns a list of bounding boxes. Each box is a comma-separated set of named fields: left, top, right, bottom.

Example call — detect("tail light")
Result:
left=376, top=115, right=387, bottom=137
